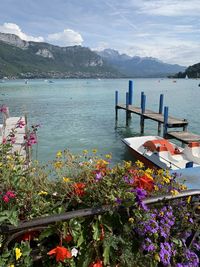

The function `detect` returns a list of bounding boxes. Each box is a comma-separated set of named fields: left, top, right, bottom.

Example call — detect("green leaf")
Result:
left=92, top=220, right=100, bottom=241
left=103, top=244, right=110, bottom=265
left=39, top=227, right=55, bottom=241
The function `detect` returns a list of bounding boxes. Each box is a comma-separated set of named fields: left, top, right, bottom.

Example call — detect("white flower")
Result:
left=52, top=192, right=58, bottom=196
left=71, top=247, right=78, bottom=257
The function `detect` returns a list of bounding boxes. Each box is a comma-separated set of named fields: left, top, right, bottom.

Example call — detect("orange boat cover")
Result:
left=143, top=139, right=176, bottom=155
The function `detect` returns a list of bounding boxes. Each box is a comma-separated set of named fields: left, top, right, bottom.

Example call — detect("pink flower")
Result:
left=3, top=195, right=9, bottom=203
left=24, top=132, right=37, bottom=147
left=2, top=137, right=7, bottom=144
left=10, top=136, right=16, bottom=144
left=17, top=120, right=25, bottom=128
left=6, top=191, right=16, bottom=198
left=0, top=105, right=8, bottom=113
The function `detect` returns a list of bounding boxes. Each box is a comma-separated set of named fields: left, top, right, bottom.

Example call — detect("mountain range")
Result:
left=0, top=32, right=186, bottom=79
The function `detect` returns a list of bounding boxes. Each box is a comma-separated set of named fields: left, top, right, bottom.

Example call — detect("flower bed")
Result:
left=0, top=107, right=199, bottom=267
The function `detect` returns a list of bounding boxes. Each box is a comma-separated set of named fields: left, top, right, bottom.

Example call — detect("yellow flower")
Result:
left=9, top=264, right=15, bottom=267
left=56, top=151, right=62, bottom=158
left=38, top=191, right=48, bottom=196
left=154, top=185, right=159, bottom=191
left=157, top=169, right=164, bottom=175
left=124, top=161, right=131, bottom=168
left=83, top=150, right=88, bottom=154
left=154, top=254, right=160, bottom=262
left=170, top=189, right=179, bottom=196
left=163, top=177, right=170, bottom=184
left=92, top=149, right=98, bottom=154
left=63, top=177, right=70, bottom=182
left=54, top=161, right=63, bottom=169
left=180, top=184, right=187, bottom=190
left=145, top=172, right=153, bottom=180
left=187, top=196, right=192, bottom=204
left=128, top=217, right=134, bottom=224
left=105, top=154, right=112, bottom=159
left=145, top=168, right=153, bottom=175
left=15, top=248, right=22, bottom=260
left=135, top=160, right=144, bottom=168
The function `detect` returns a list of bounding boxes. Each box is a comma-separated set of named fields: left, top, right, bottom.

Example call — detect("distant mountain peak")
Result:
left=0, top=32, right=29, bottom=49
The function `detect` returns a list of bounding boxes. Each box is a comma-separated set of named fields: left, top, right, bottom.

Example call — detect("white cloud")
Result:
left=136, top=0, right=200, bottom=17
left=92, top=42, right=109, bottom=51
left=123, top=38, right=199, bottom=66
left=47, top=29, right=83, bottom=46
left=0, top=22, right=44, bottom=42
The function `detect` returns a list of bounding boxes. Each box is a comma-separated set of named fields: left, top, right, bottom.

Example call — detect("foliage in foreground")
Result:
left=0, top=140, right=199, bottom=267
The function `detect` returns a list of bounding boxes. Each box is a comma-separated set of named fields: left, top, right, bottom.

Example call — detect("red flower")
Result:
left=100, top=224, right=105, bottom=241
left=48, top=246, right=72, bottom=262
left=74, top=183, right=86, bottom=197
left=64, top=233, right=73, bottom=243
left=135, top=174, right=153, bottom=191
left=90, top=260, right=103, bottom=267
left=19, top=231, right=39, bottom=241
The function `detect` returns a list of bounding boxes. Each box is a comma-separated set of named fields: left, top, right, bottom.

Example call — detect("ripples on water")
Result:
left=1, top=78, right=200, bottom=188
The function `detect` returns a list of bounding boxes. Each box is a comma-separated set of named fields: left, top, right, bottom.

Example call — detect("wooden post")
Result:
left=126, top=92, right=129, bottom=126
left=115, top=90, right=119, bottom=121
left=140, top=94, right=146, bottom=134
left=163, top=106, right=168, bottom=138
left=158, top=94, right=164, bottom=135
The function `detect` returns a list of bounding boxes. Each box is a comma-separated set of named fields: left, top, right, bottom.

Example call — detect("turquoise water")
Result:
left=1, top=78, right=200, bottom=188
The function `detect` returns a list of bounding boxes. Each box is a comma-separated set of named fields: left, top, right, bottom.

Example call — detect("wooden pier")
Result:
left=1, top=110, right=30, bottom=160
left=115, top=80, right=200, bottom=144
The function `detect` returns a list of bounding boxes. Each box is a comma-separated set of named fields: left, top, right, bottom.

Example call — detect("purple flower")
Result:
left=185, top=249, right=199, bottom=267
left=142, top=238, right=156, bottom=252
left=143, top=219, right=159, bottom=234
left=115, top=198, right=122, bottom=205
left=95, top=172, right=102, bottom=181
left=135, top=188, right=148, bottom=211
left=159, top=243, right=172, bottom=266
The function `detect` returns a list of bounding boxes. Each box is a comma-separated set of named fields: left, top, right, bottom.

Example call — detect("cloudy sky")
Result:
left=0, top=0, right=199, bottom=66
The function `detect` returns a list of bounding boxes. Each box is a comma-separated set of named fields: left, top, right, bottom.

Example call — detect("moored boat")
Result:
left=122, top=136, right=200, bottom=170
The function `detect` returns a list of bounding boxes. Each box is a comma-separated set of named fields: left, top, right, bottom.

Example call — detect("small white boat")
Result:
left=122, top=136, right=200, bottom=170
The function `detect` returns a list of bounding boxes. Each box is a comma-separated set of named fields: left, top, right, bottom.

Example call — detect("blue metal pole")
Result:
left=140, top=91, right=144, bottom=109
left=128, top=80, right=133, bottom=105
left=159, top=94, right=164, bottom=114
left=115, top=90, right=118, bottom=106
left=126, top=92, right=129, bottom=108
left=115, top=91, right=119, bottom=121
left=141, top=94, right=146, bottom=114
left=163, top=106, right=169, bottom=137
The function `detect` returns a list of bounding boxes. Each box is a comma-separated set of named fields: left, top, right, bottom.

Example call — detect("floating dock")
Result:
left=115, top=80, right=200, bottom=144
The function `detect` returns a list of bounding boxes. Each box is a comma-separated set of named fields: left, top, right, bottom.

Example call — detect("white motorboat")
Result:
left=122, top=136, right=200, bottom=170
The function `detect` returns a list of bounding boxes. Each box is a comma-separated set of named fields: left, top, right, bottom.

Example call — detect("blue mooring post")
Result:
left=140, top=92, right=144, bottom=109
left=115, top=90, right=119, bottom=121
left=140, top=94, right=146, bottom=134
left=163, top=106, right=169, bottom=137
left=158, top=94, right=164, bottom=135
left=126, top=92, right=129, bottom=126
left=128, top=80, right=133, bottom=105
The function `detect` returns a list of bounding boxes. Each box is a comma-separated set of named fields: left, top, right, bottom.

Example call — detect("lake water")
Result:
left=1, top=78, right=200, bottom=188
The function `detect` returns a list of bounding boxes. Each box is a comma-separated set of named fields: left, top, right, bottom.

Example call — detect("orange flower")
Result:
left=47, top=246, right=72, bottom=262
left=90, top=260, right=103, bottom=267
left=135, top=174, right=153, bottom=191
left=74, top=183, right=86, bottom=196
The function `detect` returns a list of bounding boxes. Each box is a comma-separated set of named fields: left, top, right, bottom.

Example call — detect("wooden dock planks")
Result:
left=167, top=131, right=200, bottom=144
left=116, top=104, right=188, bottom=128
